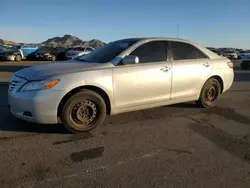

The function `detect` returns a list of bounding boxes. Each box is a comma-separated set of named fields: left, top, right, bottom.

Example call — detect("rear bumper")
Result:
left=8, top=89, right=67, bottom=124
left=35, top=56, right=52, bottom=61
left=222, top=70, right=234, bottom=93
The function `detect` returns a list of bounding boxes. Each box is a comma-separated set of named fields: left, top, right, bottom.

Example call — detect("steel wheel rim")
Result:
left=204, top=84, right=218, bottom=103
left=16, top=55, right=21, bottom=61
left=71, top=100, right=98, bottom=128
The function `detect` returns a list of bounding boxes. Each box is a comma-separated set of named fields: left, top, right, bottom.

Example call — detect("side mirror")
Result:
left=122, top=55, right=139, bottom=65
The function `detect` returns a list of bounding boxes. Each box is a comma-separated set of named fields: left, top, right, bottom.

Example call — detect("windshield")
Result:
left=74, top=47, right=86, bottom=51
left=225, top=51, right=234, bottom=53
left=0, top=46, right=17, bottom=51
left=77, top=39, right=140, bottom=63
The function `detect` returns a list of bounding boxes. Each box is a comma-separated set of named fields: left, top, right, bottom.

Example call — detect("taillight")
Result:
left=227, top=62, right=234, bottom=68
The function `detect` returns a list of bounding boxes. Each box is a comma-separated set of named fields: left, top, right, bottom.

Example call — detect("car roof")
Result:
left=117, top=37, right=199, bottom=44
left=116, top=37, right=208, bottom=50
left=116, top=37, right=221, bottom=60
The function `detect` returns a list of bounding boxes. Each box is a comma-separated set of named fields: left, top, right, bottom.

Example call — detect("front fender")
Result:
left=18, top=49, right=24, bottom=59
left=50, top=69, right=115, bottom=112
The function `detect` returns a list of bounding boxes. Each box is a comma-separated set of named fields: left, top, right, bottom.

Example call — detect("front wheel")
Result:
left=197, top=78, right=221, bottom=108
left=15, top=55, right=22, bottom=62
left=51, top=55, right=56, bottom=62
left=61, top=89, right=106, bottom=133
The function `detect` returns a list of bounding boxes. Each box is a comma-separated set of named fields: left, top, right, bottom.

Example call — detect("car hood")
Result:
left=15, top=60, right=114, bottom=81
left=0, top=50, right=18, bottom=55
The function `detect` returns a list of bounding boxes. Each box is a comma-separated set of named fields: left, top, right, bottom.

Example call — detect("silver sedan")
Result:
left=8, top=38, right=234, bottom=133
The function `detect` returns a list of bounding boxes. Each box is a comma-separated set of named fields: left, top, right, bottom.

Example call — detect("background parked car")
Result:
left=222, top=50, right=238, bottom=59
left=238, top=50, right=250, bottom=59
left=20, top=45, right=39, bottom=59
left=65, top=46, right=95, bottom=60
left=0, top=45, right=5, bottom=51
left=240, top=55, right=250, bottom=70
left=208, top=48, right=224, bottom=56
left=0, top=45, right=23, bottom=62
left=27, top=46, right=68, bottom=61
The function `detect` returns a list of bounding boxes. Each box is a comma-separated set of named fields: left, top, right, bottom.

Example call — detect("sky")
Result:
left=0, top=0, right=250, bottom=49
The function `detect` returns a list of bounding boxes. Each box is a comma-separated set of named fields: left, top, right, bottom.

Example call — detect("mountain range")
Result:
left=0, top=35, right=105, bottom=48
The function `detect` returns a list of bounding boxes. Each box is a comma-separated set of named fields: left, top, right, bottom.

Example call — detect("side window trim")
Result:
left=169, top=41, right=209, bottom=61
left=165, top=41, right=172, bottom=62
left=192, top=45, right=210, bottom=59
left=128, top=40, right=168, bottom=64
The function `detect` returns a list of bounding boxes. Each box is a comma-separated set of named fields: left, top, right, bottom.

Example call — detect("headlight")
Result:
left=44, top=53, right=51, bottom=56
left=20, top=79, right=59, bottom=92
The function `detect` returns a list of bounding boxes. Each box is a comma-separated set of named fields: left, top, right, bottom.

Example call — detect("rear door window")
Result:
left=129, top=41, right=167, bottom=63
left=170, top=41, right=208, bottom=60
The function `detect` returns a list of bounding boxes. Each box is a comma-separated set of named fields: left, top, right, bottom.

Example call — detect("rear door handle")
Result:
left=160, top=66, right=171, bottom=72
left=203, top=62, right=210, bottom=67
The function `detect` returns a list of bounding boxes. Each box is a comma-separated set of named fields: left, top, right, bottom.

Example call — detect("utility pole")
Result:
left=176, top=25, right=179, bottom=39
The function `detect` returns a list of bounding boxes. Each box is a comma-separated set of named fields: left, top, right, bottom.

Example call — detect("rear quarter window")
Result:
left=170, top=41, right=208, bottom=60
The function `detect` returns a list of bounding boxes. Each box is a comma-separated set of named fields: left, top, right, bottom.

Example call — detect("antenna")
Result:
left=176, top=25, right=179, bottom=39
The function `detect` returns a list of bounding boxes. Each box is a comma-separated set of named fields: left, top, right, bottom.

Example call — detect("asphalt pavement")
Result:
left=0, top=60, right=250, bottom=188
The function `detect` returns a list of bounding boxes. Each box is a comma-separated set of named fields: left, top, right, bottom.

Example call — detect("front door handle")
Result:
left=203, top=62, right=210, bottom=67
left=160, top=66, right=171, bottom=72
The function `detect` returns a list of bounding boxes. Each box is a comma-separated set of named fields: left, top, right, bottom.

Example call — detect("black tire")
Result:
left=15, top=55, right=22, bottom=62
left=197, top=78, right=221, bottom=108
left=61, top=89, right=106, bottom=133
left=51, top=55, right=56, bottom=62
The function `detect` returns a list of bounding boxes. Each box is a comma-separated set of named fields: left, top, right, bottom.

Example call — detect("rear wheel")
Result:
left=15, top=55, right=22, bottom=62
left=61, top=89, right=106, bottom=133
left=197, top=78, right=221, bottom=108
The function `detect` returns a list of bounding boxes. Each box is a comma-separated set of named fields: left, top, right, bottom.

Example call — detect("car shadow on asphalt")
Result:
left=168, top=102, right=200, bottom=109
left=0, top=113, right=69, bottom=135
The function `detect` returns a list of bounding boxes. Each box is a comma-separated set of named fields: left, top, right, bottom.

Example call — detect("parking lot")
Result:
left=0, top=60, right=250, bottom=188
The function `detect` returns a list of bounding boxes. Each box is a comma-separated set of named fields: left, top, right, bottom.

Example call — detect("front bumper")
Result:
left=8, top=89, right=67, bottom=124
left=35, top=55, right=52, bottom=61
left=65, top=56, right=73, bottom=60
left=0, top=55, right=15, bottom=61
